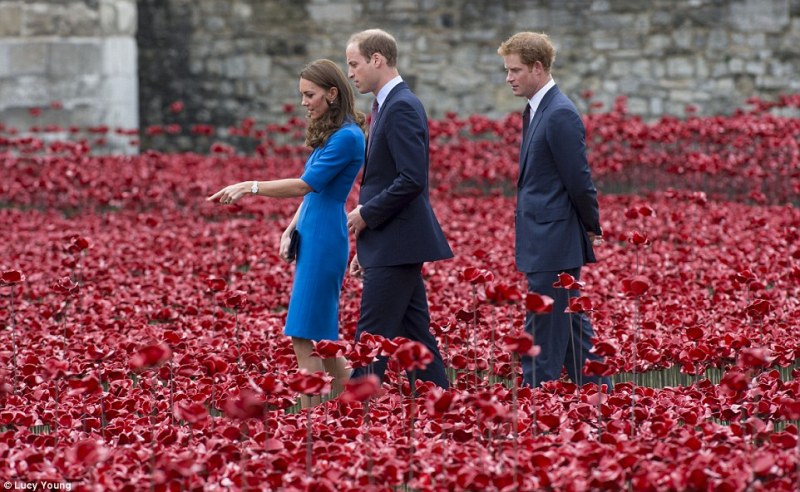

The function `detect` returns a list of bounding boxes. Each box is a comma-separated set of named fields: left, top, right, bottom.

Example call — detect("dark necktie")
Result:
left=363, top=99, right=379, bottom=184
left=522, top=102, right=531, bottom=138
left=368, top=99, right=379, bottom=139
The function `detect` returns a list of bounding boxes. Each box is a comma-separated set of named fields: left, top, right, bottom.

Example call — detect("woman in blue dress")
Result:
left=208, top=59, right=365, bottom=407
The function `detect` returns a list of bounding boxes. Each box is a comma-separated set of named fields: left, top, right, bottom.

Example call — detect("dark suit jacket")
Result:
left=516, top=85, right=601, bottom=273
left=357, top=82, right=453, bottom=267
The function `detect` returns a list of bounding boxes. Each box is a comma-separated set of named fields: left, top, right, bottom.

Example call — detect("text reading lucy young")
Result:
left=3, top=483, right=73, bottom=491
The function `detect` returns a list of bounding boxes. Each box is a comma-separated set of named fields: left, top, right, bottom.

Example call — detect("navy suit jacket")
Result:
left=516, top=85, right=601, bottom=273
left=357, top=82, right=453, bottom=267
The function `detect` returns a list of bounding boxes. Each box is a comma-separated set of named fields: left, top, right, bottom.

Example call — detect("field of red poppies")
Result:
left=1, top=95, right=800, bottom=490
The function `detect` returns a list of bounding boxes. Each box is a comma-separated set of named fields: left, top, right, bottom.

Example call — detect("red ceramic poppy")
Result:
left=525, top=293, right=554, bottom=313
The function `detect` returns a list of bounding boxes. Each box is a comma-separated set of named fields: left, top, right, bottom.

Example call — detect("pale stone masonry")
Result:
left=0, top=0, right=138, bottom=151
left=0, top=0, right=798, bottom=152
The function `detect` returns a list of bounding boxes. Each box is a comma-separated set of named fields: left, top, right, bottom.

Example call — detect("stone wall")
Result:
left=3, top=1, right=799, bottom=153
left=0, top=0, right=138, bottom=152
left=136, top=0, right=800, bottom=151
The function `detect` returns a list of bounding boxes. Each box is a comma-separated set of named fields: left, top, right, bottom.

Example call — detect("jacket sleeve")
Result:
left=547, top=107, right=602, bottom=235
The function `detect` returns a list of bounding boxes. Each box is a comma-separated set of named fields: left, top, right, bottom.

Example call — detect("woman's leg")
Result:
left=291, top=337, right=325, bottom=408
left=322, top=356, right=352, bottom=397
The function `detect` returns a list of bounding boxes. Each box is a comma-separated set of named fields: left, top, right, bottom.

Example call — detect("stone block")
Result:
left=671, top=29, right=692, bottom=50
left=696, top=58, right=709, bottom=78
left=0, top=76, right=47, bottom=109
left=56, top=73, right=103, bottom=101
left=49, top=41, right=103, bottom=76
left=609, top=60, right=630, bottom=77
left=23, top=3, right=59, bottom=36
left=745, top=61, right=765, bottom=75
left=104, top=74, right=138, bottom=104
left=102, top=99, right=139, bottom=130
left=645, top=34, right=670, bottom=54
left=745, top=33, right=766, bottom=49
left=710, top=61, right=727, bottom=78
left=626, top=97, right=647, bottom=115
left=768, top=60, right=793, bottom=77
left=633, top=60, right=653, bottom=78
left=618, top=77, right=640, bottom=94
left=308, top=2, right=355, bottom=23
left=730, top=0, right=789, bottom=32
left=60, top=1, right=101, bottom=36
left=206, top=17, right=227, bottom=32
left=0, top=3, right=22, bottom=36
left=6, top=41, right=48, bottom=76
left=514, top=8, right=550, bottom=30
left=225, top=56, right=247, bottom=78
left=649, top=97, right=663, bottom=115
left=205, top=58, right=223, bottom=76
left=102, top=37, right=137, bottom=76
left=232, top=1, right=253, bottom=20
left=440, top=66, right=480, bottom=96
left=591, top=32, right=620, bottom=51
left=246, top=55, right=271, bottom=78
left=118, top=0, right=138, bottom=34
left=452, top=47, right=479, bottom=67
left=667, top=57, right=694, bottom=77
left=0, top=43, right=7, bottom=76
left=756, top=75, right=784, bottom=89
left=101, top=0, right=138, bottom=35
left=706, top=29, right=728, bottom=51
left=601, top=80, right=618, bottom=93
left=728, top=58, right=745, bottom=73
left=592, top=13, right=635, bottom=29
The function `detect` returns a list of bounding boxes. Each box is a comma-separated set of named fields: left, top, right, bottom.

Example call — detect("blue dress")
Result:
left=284, top=122, right=365, bottom=341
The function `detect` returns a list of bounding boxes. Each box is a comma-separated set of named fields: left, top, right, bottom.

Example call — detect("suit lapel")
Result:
left=519, top=86, right=559, bottom=183
left=362, top=82, right=408, bottom=184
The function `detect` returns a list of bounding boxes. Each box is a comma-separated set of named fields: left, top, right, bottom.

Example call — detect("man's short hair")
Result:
left=348, top=29, right=398, bottom=67
left=498, top=32, right=556, bottom=72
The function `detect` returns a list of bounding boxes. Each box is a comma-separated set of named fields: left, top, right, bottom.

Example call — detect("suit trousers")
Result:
left=352, top=263, right=449, bottom=388
left=523, top=267, right=612, bottom=389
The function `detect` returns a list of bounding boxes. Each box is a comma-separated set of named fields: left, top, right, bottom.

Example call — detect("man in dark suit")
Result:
left=498, top=32, right=612, bottom=389
left=345, top=29, right=453, bottom=388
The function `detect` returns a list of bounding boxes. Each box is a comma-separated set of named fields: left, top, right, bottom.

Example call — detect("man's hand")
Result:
left=347, top=205, right=367, bottom=238
left=349, top=254, right=363, bottom=278
left=588, top=232, right=604, bottom=246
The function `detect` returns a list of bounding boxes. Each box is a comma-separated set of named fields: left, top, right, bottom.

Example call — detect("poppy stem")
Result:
left=169, top=361, right=175, bottom=426
left=61, top=301, right=70, bottom=359
left=511, top=353, right=520, bottom=486
left=596, top=381, right=603, bottom=438
left=10, top=286, right=18, bottom=394
left=568, top=310, right=578, bottom=386
left=362, top=399, right=375, bottom=487
left=531, top=317, right=538, bottom=438
left=98, top=363, right=107, bottom=441
left=53, top=379, right=60, bottom=448
left=240, top=438, right=249, bottom=491
left=630, top=296, right=640, bottom=438
left=235, top=308, right=241, bottom=368
left=489, top=311, right=496, bottom=384
left=305, top=399, right=313, bottom=475
left=471, top=285, right=479, bottom=389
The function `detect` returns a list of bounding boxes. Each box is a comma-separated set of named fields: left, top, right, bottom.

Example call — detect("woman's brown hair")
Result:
left=300, top=59, right=366, bottom=148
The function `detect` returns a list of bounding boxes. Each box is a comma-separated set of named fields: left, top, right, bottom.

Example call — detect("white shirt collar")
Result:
left=527, top=77, right=556, bottom=119
left=376, top=75, right=403, bottom=110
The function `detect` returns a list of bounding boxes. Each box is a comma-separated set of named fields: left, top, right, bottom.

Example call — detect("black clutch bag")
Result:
left=287, top=229, right=300, bottom=262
